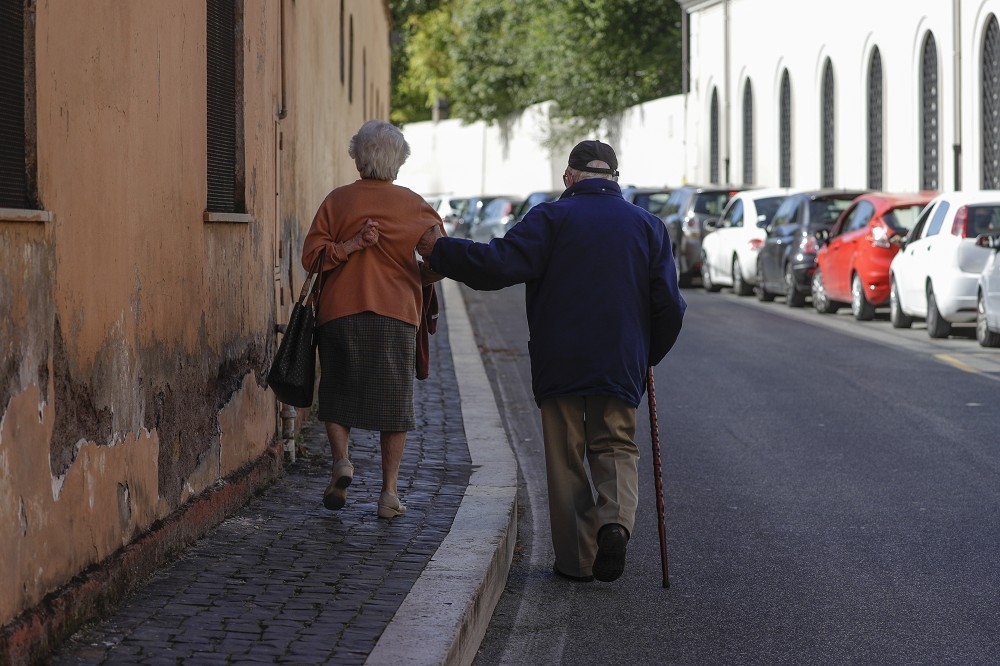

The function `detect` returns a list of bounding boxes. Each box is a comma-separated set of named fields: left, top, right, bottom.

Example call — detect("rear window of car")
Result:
left=966, top=205, right=1000, bottom=236
left=883, top=204, right=929, bottom=233
left=634, top=191, right=672, bottom=216
left=693, top=191, right=734, bottom=215
left=808, top=197, right=855, bottom=227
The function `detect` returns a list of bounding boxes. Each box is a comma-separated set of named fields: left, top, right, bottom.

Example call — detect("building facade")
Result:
left=0, top=0, right=390, bottom=631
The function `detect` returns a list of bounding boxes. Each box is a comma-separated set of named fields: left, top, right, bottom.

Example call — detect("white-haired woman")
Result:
left=301, top=120, right=442, bottom=518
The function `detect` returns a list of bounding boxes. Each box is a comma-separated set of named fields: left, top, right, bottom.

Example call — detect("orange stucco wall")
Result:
left=0, top=0, right=391, bottom=627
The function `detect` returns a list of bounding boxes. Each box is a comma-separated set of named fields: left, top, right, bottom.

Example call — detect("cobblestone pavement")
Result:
left=48, top=308, right=472, bottom=666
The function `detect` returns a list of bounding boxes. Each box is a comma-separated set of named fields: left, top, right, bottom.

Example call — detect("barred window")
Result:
left=821, top=59, right=835, bottom=188
left=340, top=0, right=345, bottom=85
left=867, top=47, right=884, bottom=190
left=349, top=16, right=355, bottom=104
left=206, top=0, right=245, bottom=214
left=921, top=33, right=939, bottom=191
left=710, top=88, right=720, bottom=184
left=742, top=80, right=754, bottom=185
left=983, top=15, right=1000, bottom=189
left=0, top=0, right=35, bottom=209
left=779, top=70, right=792, bottom=188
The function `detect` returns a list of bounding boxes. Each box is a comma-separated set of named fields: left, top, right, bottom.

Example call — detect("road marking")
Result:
left=935, top=353, right=980, bottom=374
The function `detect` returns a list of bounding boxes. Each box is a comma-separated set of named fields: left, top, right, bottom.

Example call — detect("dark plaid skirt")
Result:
left=316, top=312, right=416, bottom=432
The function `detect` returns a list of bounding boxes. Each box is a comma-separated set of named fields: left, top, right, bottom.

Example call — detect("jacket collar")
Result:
left=559, top=178, right=623, bottom=199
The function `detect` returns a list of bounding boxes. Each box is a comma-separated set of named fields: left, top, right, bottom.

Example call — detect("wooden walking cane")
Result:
left=647, top=366, right=670, bottom=588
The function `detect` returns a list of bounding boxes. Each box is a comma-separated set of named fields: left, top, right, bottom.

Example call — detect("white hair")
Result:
left=348, top=120, right=411, bottom=180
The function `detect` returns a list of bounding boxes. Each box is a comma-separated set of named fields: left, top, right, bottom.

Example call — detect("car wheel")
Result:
left=756, top=260, right=775, bottom=302
left=889, top=278, right=912, bottom=329
left=977, top=293, right=1000, bottom=347
left=925, top=286, right=951, bottom=339
left=785, top=263, right=806, bottom=308
left=733, top=256, right=753, bottom=296
left=851, top=273, right=876, bottom=321
left=701, top=252, right=721, bottom=292
left=812, top=268, right=839, bottom=314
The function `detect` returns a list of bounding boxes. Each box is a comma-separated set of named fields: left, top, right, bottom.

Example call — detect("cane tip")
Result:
left=662, top=579, right=670, bottom=589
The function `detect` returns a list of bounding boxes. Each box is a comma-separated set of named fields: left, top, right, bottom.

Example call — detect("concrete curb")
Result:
left=366, top=279, right=519, bottom=666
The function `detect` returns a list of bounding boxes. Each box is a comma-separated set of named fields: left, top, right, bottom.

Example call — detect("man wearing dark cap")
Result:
left=417, top=140, right=685, bottom=583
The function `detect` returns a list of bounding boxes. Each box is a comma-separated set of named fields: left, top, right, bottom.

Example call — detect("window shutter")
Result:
left=207, top=0, right=237, bottom=212
left=0, top=0, right=27, bottom=209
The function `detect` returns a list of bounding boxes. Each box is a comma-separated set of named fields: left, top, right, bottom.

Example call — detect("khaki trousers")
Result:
left=540, top=395, right=639, bottom=578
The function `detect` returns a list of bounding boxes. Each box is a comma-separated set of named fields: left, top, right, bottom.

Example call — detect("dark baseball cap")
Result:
left=568, top=140, right=619, bottom=176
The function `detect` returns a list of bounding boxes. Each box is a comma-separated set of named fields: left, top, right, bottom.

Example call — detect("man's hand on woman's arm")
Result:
left=417, top=223, right=445, bottom=258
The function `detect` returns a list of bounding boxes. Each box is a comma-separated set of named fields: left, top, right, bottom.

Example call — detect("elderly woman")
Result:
left=301, top=120, right=442, bottom=519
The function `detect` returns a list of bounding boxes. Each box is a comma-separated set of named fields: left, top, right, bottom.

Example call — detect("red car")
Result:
left=812, top=192, right=937, bottom=319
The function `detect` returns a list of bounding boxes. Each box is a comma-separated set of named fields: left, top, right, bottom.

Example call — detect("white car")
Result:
left=888, top=191, right=1000, bottom=338
left=976, top=232, right=1000, bottom=347
left=700, top=188, right=797, bottom=295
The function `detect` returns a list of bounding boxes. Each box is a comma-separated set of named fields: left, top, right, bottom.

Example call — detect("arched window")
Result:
left=921, top=33, right=939, bottom=190
left=821, top=58, right=835, bottom=188
left=779, top=70, right=792, bottom=188
left=867, top=47, right=884, bottom=190
left=982, top=15, right=1000, bottom=188
left=742, top=80, right=754, bottom=184
left=710, top=88, right=720, bottom=184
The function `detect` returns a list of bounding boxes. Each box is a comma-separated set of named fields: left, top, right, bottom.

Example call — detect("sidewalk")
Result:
left=44, top=279, right=518, bottom=666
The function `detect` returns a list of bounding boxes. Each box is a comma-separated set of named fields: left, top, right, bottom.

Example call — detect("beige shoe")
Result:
left=323, top=458, right=354, bottom=511
left=377, top=491, right=406, bottom=519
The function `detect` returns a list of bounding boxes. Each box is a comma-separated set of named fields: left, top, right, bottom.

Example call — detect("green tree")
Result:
left=390, top=0, right=682, bottom=133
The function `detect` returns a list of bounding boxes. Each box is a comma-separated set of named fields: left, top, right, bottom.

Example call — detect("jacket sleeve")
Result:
left=302, top=198, right=351, bottom=272
left=428, top=209, right=552, bottom=290
left=649, top=227, right=687, bottom=366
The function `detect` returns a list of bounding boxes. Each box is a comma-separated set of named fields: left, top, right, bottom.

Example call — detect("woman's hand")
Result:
left=345, top=219, right=380, bottom=254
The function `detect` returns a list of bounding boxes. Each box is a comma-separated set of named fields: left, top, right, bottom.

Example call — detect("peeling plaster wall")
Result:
left=0, top=0, right=391, bottom=627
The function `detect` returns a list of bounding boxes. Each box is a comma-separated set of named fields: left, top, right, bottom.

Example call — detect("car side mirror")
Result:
left=976, top=233, right=1000, bottom=250
left=704, top=219, right=718, bottom=231
left=814, top=228, right=829, bottom=244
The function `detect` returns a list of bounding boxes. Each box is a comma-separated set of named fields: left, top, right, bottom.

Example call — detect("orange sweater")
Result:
left=302, top=179, right=442, bottom=327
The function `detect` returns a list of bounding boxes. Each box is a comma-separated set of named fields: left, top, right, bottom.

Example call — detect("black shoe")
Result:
left=593, top=524, right=629, bottom=582
left=552, top=564, right=594, bottom=583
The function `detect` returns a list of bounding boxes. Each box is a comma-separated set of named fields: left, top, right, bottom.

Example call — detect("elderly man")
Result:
left=418, top=140, right=686, bottom=583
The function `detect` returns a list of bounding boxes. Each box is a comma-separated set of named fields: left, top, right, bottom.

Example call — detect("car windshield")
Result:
left=808, top=197, right=856, bottom=227
left=883, top=204, right=929, bottom=233
left=693, top=191, right=734, bottom=215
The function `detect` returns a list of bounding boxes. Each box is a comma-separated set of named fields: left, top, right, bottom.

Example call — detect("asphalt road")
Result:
left=461, top=283, right=1000, bottom=666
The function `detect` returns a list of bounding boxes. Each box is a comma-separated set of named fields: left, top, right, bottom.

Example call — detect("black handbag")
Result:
left=267, top=249, right=326, bottom=407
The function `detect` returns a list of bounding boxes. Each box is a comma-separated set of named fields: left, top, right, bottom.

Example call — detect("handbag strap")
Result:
left=297, top=247, right=327, bottom=306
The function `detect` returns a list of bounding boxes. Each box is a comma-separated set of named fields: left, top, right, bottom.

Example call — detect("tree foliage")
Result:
left=390, top=0, right=683, bottom=132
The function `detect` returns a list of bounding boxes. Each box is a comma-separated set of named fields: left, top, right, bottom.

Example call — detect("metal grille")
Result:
left=780, top=70, right=792, bottom=187
left=0, top=0, right=27, bottom=209
left=921, top=33, right=939, bottom=190
left=867, top=48, right=883, bottom=190
left=983, top=16, right=1000, bottom=189
left=710, top=89, right=719, bottom=184
left=207, top=0, right=236, bottom=212
left=821, top=59, right=835, bottom=188
left=742, top=80, right=754, bottom=185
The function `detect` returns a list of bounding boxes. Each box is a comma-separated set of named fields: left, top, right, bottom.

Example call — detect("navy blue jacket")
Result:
left=429, top=178, right=686, bottom=407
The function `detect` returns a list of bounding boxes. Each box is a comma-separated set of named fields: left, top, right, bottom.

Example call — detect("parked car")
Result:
left=888, top=190, right=1000, bottom=338
left=509, top=190, right=561, bottom=230
left=660, top=185, right=743, bottom=287
left=699, top=187, right=796, bottom=295
left=424, top=194, right=465, bottom=235
left=755, top=189, right=869, bottom=306
left=811, top=192, right=936, bottom=319
left=622, top=186, right=674, bottom=217
left=469, top=196, right=523, bottom=242
left=976, top=232, right=1000, bottom=346
left=449, top=195, right=500, bottom=239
